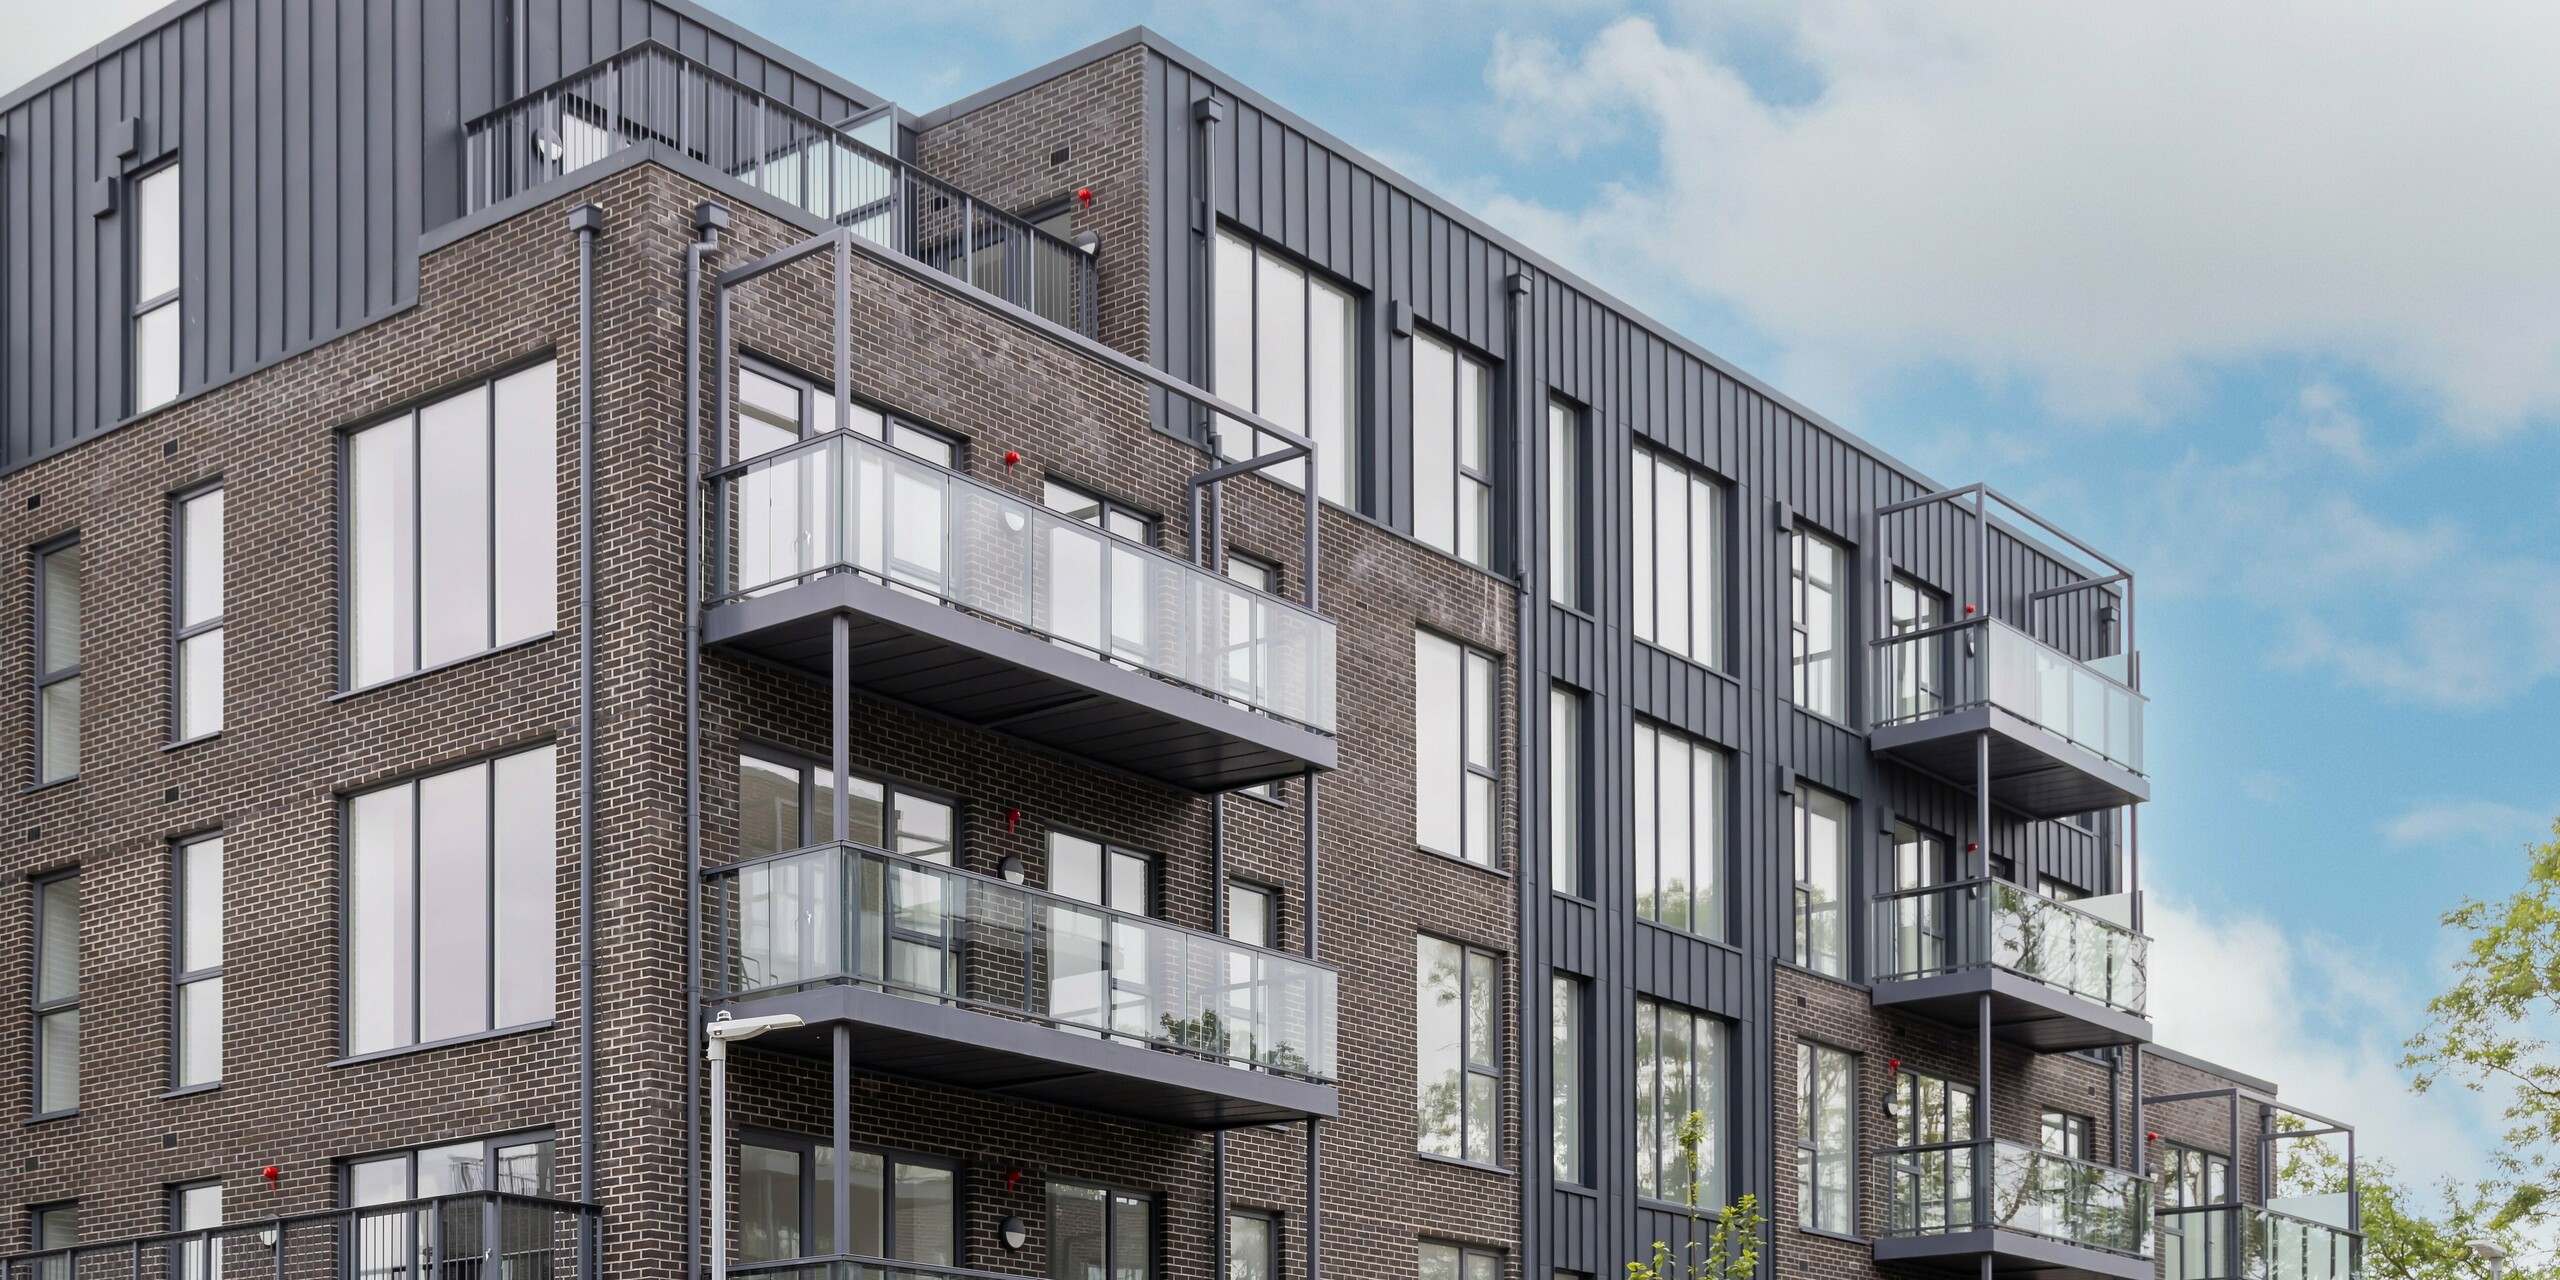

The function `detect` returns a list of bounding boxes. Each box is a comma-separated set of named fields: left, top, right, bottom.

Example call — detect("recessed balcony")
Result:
left=703, top=429, right=1338, bottom=793
left=1870, top=880, right=2151, bottom=1051
left=1871, top=618, right=2147, bottom=819
left=705, top=841, right=1339, bottom=1129
left=2161, top=1203, right=2363, bottom=1280
left=1876, top=1139, right=2157, bottom=1280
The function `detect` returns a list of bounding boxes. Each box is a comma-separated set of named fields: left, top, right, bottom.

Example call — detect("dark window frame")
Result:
left=733, top=354, right=961, bottom=468
left=1797, top=1039, right=1858, bottom=1235
left=1791, top=784, right=1853, bottom=978
left=1042, top=477, right=1159, bottom=548
left=1225, top=1208, right=1282, bottom=1280
left=1549, top=683, right=1589, bottom=900
left=1047, top=1180, right=1156, bottom=1280
left=129, top=157, right=182, bottom=416
left=1551, top=971, right=1589, bottom=1187
left=1635, top=996, right=1729, bottom=1208
left=1790, top=523, right=1852, bottom=723
left=1631, top=442, right=1731, bottom=670
left=171, top=830, right=225, bottom=1089
left=1419, top=1240, right=1505, bottom=1280
left=1208, top=222, right=1365, bottom=511
left=1411, top=325, right=1500, bottom=570
left=30, top=868, right=80, bottom=1119
left=170, top=480, right=225, bottom=744
left=1223, top=879, right=1280, bottom=950
left=1045, top=826, right=1158, bottom=917
left=32, top=533, right=82, bottom=787
left=338, top=1129, right=559, bottom=1202
left=1547, top=395, right=1589, bottom=611
left=1632, top=717, right=1729, bottom=941
left=736, top=1128, right=960, bottom=1265
left=2040, top=1109, right=2094, bottom=1159
left=736, top=742, right=961, bottom=861
left=1416, top=932, right=1506, bottom=1168
left=1414, top=628, right=1503, bottom=870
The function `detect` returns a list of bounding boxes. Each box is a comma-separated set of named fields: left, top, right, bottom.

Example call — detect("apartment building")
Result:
left=0, top=7, right=2361, bottom=1280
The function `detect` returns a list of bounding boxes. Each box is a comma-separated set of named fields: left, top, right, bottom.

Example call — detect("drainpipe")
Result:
left=681, top=199, right=727, bottom=1280
left=569, top=202, right=603, bottom=1233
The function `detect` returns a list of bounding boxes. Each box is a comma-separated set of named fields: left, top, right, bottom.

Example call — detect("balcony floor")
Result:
left=1871, top=968, right=2152, bottom=1051
left=1870, top=705, right=2148, bottom=819
left=1876, top=1229, right=2154, bottom=1280
left=715, top=984, right=1338, bottom=1130
left=705, top=572, right=1336, bottom=793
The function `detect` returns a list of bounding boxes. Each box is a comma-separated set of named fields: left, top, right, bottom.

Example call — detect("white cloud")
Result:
left=0, top=0, right=167, bottom=100
left=1481, top=3, right=2560, bottom=432
left=2384, top=799, right=2554, bottom=850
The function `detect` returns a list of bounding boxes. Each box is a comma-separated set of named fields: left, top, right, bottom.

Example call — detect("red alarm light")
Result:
left=1004, top=450, right=1021, bottom=468
left=1076, top=187, right=1093, bottom=205
left=1964, top=603, right=1977, bottom=615
left=262, top=1165, right=280, bottom=1183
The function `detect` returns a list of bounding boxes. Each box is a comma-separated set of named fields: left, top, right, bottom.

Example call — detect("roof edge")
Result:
left=2143, top=1042, right=2280, bottom=1097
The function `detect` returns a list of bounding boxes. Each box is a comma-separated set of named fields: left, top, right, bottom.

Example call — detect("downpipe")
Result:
left=682, top=200, right=728, bottom=1280
left=568, top=203, right=603, bottom=1253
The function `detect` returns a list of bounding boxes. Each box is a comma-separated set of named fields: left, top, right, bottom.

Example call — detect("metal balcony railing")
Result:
left=0, top=1192, right=598, bottom=1280
left=2161, top=1205, right=2363, bottom=1280
left=1872, top=616, right=2145, bottom=776
left=732, top=1256, right=1050, bottom=1280
left=707, top=428, right=1338, bottom=734
left=1882, top=1139, right=2156, bottom=1257
left=463, top=41, right=1097, bottom=336
left=1872, top=878, right=2150, bottom=1016
left=706, top=842, right=1339, bottom=1082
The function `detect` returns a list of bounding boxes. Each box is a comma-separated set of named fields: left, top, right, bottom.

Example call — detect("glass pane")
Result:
left=41, top=544, right=80, bottom=672
left=1415, top=936, right=1462, bottom=1158
left=1413, top=633, right=1461, bottom=855
left=177, top=976, right=222, bottom=1086
left=1229, top=1215, right=1272, bottom=1280
left=137, top=166, right=181, bottom=298
left=37, top=1009, right=77, bottom=1112
left=493, top=745, right=558, bottom=1028
left=38, top=677, right=79, bottom=782
left=1255, top=250, right=1306, bottom=436
left=1412, top=336, right=1455, bottom=552
left=1212, top=231, right=1256, bottom=454
left=1634, top=726, right=1658, bottom=922
left=1630, top=453, right=1655, bottom=641
left=181, top=838, right=223, bottom=972
left=1548, top=402, right=1577, bottom=605
left=179, top=630, right=223, bottom=739
left=348, top=1157, right=409, bottom=1207
left=1419, top=1244, right=1458, bottom=1280
left=1310, top=281, right=1355, bottom=505
left=1048, top=1184, right=1107, bottom=1280
left=1465, top=950, right=1497, bottom=1067
left=1108, top=851, right=1149, bottom=914
left=740, top=756, right=805, bottom=858
left=1552, top=977, right=1582, bottom=1182
left=1550, top=688, right=1581, bottom=895
left=417, top=387, right=492, bottom=667
left=892, top=792, right=954, bottom=863
left=417, top=765, right=491, bottom=1043
left=896, top=1162, right=955, bottom=1265
left=1227, top=883, right=1271, bottom=949
left=347, top=784, right=418, bottom=1054
left=179, top=488, right=225, bottom=627
left=845, top=1149, right=885, bottom=1258
left=1111, top=1195, right=1151, bottom=1280
left=739, top=1143, right=802, bottom=1264
left=37, top=877, right=79, bottom=999
left=348, top=417, right=419, bottom=685
left=1051, top=832, right=1103, bottom=905
left=492, top=361, right=559, bottom=645
left=136, top=301, right=180, bottom=411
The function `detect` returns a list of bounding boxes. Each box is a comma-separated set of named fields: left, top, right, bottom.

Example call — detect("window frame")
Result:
left=1790, top=525, right=1850, bottom=721
left=1418, top=1240, right=1505, bottom=1280
left=130, top=159, right=182, bottom=415
left=340, top=1130, right=558, bottom=1203
left=1413, top=630, right=1502, bottom=870
left=1046, top=827, right=1157, bottom=917
left=1630, top=443, right=1728, bottom=670
left=1416, top=933, right=1505, bottom=1167
left=736, top=743, right=960, bottom=864
left=1797, top=1040, right=1857, bottom=1235
left=734, top=357, right=961, bottom=468
left=1547, top=396, right=1587, bottom=610
left=171, top=482, right=225, bottom=744
left=1632, top=719, right=1728, bottom=941
left=31, top=868, right=80, bottom=1119
left=1043, top=478, right=1158, bottom=547
left=30, top=1202, right=78, bottom=1254
left=1047, top=1180, right=1155, bottom=1280
left=1412, top=328, right=1497, bottom=568
left=736, top=1128, right=960, bottom=1265
left=2040, top=1109, right=2094, bottom=1160
left=33, top=534, right=82, bottom=786
left=1549, top=684, right=1588, bottom=899
left=1210, top=225, right=1361, bottom=507
left=1634, top=996, right=1728, bottom=1208
left=1791, top=784, right=1852, bottom=978
left=1224, top=879, right=1279, bottom=950
left=1226, top=1209, right=1280, bottom=1280
left=171, top=831, right=225, bottom=1090
left=168, top=1179, right=222, bottom=1280
left=1551, top=972, right=1588, bottom=1187
left=1885, top=571, right=1946, bottom=722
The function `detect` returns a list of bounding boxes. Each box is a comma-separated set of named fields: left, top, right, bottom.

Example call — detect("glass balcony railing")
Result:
left=1873, top=616, right=2145, bottom=776
left=706, top=428, right=1338, bottom=734
left=1882, top=1140, right=2156, bottom=1257
left=705, top=842, right=1338, bottom=1081
left=1872, top=879, right=2149, bottom=1015
left=2160, top=1205, right=2363, bottom=1280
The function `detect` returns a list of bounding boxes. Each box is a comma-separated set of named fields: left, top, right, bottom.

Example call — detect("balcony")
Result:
left=1870, top=880, right=2151, bottom=1051
left=2161, top=1204, right=2362, bottom=1280
left=1, top=1192, right=597, bottom=1280
left=705, top=842, right=1339, bottom=1129
left=463, top=42, right=1096, bottom=336
left=704, top=429, right=1338, bottom=792
left=1871, top=617, right=2148, bottom=819
left=1876, top=1140, right=2156, bottom=1280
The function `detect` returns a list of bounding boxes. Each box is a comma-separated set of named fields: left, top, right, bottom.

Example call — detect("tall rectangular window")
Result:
left=1552, top=974, right=1586, bottom=1185
left=1791, top=527, right=1847, bottom=719
left=1229, top=1211, right=1276, bottom=1280
left=1792, top=785, right=1851, bottom=977
left=1631, top=445, right=1724, bottom=667
left=1419, top=1243, right=1502, bottom=1280
left=1049, top=1184, right=1151, bottom=1280
left=1548, top=398, right=1584, bottom=607
left=347, top=362, right=557, bottom=688
left=1417, top=935, right=1500, bottom=1165
left=171, top=1182, right=221, bottom=1280
left=31, top=1204, right=76, bottom=1269
left=1632, top=722, right=1727, bottom=941
left=32, top=872, right=79, bottom=1115
left=1413, top=332, right=1494, bottom=567
left=1415, top=631, right=1499, bottom=868
left=174, top=834, right=224, bottom=1087
left=1886, top=573, right=1946, bottom=721
left=174, top=485, right=225, bottom=741
left=346, top=745, right=556, bottom=1055
left=1550, top=685, right=1586, bottom=897
left=1798, top=1041, right=1855, bottom=1233
left=133, top=163, right=181, bottom=413
left=1213, top=229, right=1357, bottom=504
left=34, top=538, right=81, bottom=784
left=1635, top=998, right=1727, bottom=1207
left=1226, top=881, right=1275, bottom=949
left=1889, top=1068, right=1977, bottom=1233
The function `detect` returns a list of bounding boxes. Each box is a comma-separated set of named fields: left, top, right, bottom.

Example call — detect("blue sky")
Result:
left=14, top=0, right=2554, bottom=1191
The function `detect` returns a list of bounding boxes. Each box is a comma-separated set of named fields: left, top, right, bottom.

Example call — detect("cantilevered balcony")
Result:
left=705, top=842, right=1339, bottom=1129
left=1871, top=617, right=2148, bottom=819
left=1876, top=1140, right=2156, bottom=1280
left=703, top=429, right=1338, bottom=792
left=2161, top=1203, right=2363, bottom=1280
left=1870, top=880, right=2151, bottom=1050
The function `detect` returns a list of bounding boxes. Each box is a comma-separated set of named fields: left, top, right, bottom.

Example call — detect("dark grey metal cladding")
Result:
left=1873, top=1231, right=2157, bottom=1280
left=712, top=986, right=1339, bottom=1131
left=0, top=0, right=879, bottom=472
left=701, top=573, right=1338, bottom=793
left=1867, top=970, right=2152, bottom=1053
left=1869, top=706, right=2151, bottom=820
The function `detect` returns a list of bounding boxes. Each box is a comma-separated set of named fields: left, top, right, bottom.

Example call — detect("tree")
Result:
left=1627, top=1111, right=1762, bottom=1280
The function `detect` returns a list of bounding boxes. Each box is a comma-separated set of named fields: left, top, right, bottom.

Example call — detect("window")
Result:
left=171, top=1182, right=222, bottom=1280
left=1790, top=528, right=1847, bottom=719
left=1417, top=935, right=1500, bottom=1165
left=1414, top=631, right=1499, bottom=868
left=173, top=485, right=225, bottom=740
left=31, top=1204, right=76, bottom=1277
left=1413, top=333, right=1494, bottom=567
left=1226, top=881, right=1276, bottom=949
left=1045, top=480, right=1155, bottom=544
left=34, top=538, right=81, bottom=784
left=2163, top=1143, right=2232, bottom=1280
left=1550, top=686, right=1586, bottom=897
left=1050, top=831, right=1152, bottom=914
left=2164, top=1144, right=2228, bottom=1207
left=346, top=362, right=557, bottom=688
left=1419, top=1242, right=1501, bottom=1280
left=1888, top=1069, right=1978, bottom=1232
left=1798, top=1042, right=1855, bottom=1233
left=174, top=834, right=224, bottom=1087
left=736, top=364, right=957, bottom=467
left=1791, top=785, right=1850, bottom=978
left=1228, top=1211, right=1276, bottom=1280
left=2040, top=877, right=2090, bottom=903
left=1631, top=445, right=1724, bottom=668
left=1633, top=722, right=1726, bottom=940
left=1049, top=1183, right=1151, bottom=1280
left=32, top=873, right=79, bottom=1115
left=1886, top=821, right=1956, bottom=978
left=738, top=1135, right=955, bottom=1265
left=1548, top=399, right=1585, bottom=608
left=1885, top=573, right=1945, bottom=721
left=737, top=749, right=955, bottom=862
left=1552, top=974, right=1586, bottom=1185
left=347, top=1134, right=554, bottom=1203
left=133, top=163, right=180, bottom=413
left=345, top=745, right=556, bottom=1055
left=1635, top=998, right=1727, bottom=1207
left=1226, top=554, right=1284, bottom=801
left=2041, top=1110, right=2092, bottom=1160
left=1212, top=228, right=1357, bottom=504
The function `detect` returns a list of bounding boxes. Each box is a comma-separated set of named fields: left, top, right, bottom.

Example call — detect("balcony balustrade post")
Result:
left=834, top=1026, right=853, bottom=1264
left=272, top=1220, right=286, bottom=1280
left=483, top=1194, right=501, bottom=1279
left=832, top=615, right=850, bottom=844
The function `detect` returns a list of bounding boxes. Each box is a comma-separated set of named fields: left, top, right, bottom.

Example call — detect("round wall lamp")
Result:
left=999, top=855, right=1027, bottom=885
left=1002, top=1217, right=1029, bottom=1251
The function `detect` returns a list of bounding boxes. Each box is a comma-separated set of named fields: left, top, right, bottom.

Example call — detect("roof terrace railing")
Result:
left=464, top=41, right=1097, bottom=336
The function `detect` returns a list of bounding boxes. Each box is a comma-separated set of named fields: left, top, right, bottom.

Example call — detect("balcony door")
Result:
left=1047, top=832, right=1157, bottom=1041
left=1042, top=480, right=1156, bottom=665
left=1886, top=821, right=1957, bottom=980
left=737, top=1136, right=955, bottom=1268
left=346, top=1135, right=553, bottom=1280
left=1887, top=573, right=1947, bottom=721
left=729, top=363, right=957, bottom=598
left=2162, top=1144, right=2231, bottom=1280
left=1887, top=1069, right=1976, bottom=1235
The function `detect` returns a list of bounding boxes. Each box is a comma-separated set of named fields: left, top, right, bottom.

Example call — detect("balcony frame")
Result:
left=1869, top=876, right=2153, bottom=1051
left=2143, top=1086, right=2364, bottom=1280
left=1875, top=1137, right=2158, bottom=1280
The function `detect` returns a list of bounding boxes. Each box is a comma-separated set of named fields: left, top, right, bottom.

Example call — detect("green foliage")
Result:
left=1626, top=1111, right=1761, bottom=1280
